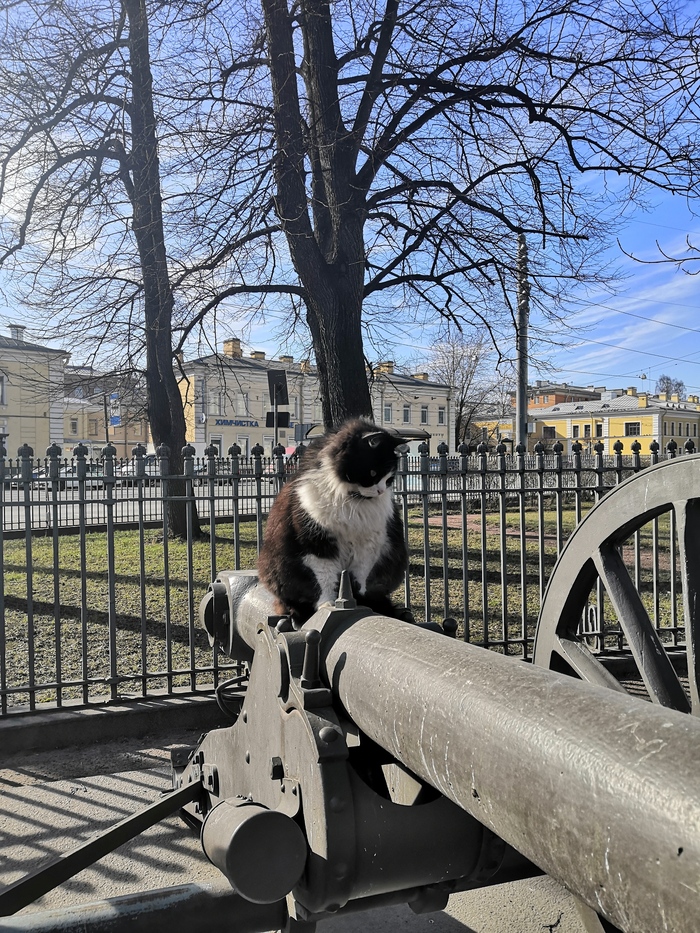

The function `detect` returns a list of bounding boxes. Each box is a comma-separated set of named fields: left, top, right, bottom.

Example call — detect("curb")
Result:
left=0, top=694, right=229, bottom=756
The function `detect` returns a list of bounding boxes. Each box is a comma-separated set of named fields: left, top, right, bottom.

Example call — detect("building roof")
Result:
left=536, top=395, right=700, bottom=417
left=0, top=334, right=68, bottom=356
left=186, top=352, right=450, bottom=390
left=529, top=382, right=602, bottom=397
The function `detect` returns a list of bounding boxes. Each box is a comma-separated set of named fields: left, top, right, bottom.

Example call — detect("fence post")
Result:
left=666, top=438, right=678, bottom=459
left=612, top=439, right=624, bottom=484
left=570, top=441, right=583, bottom=526
left=272, top=443, right=286, bottom=496
left=228, top=443, right=242, bottom=570
left=458, top=442, right=470, bottom=643
left=0, top=437, right=6, bottom=714
left=631, top=439, right=641, bottom=473
left=18, top=442, right=34, bottom=484
left=204, top=443, right=219, bottom=578
left=251, top=443, right=265, bottom=550
left=552, top=441, right=564, bottom=554
left=650, top=439, right=660, bottom=465
left=101, top=442, right=120, bottom=701
left=593, top=440, right=605, bottom=500
left=418, top=441, right=432, bottom=623
left=132, top=442, right=147, bottom=481
left=437, top=441, right=450, bottom=619
left=685, top=438, right=696, bottom=455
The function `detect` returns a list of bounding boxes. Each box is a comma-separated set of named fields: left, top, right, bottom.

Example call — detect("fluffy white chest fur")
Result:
left=296, top=465, right=395, bottom=605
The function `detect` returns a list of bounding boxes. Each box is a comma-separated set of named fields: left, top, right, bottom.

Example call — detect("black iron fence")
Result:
left=0, top=437, right=693, bottom=716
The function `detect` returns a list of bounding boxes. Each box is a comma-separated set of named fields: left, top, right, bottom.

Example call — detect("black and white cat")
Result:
left=258, top=418, right=408, bottom=623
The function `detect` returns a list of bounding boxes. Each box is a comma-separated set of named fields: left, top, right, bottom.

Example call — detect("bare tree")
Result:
left=426, top=334, right=508, bottom=449
left=183, top=0, right=700, bottom=427
left=0, top=0, right=196, bottom=535
left=656, top=374, right=686, bottom=399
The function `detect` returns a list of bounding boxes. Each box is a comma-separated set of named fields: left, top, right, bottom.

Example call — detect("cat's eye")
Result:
left=370, top=470, right=377, bottom=477
left=386, top=476, right=394, bottom=486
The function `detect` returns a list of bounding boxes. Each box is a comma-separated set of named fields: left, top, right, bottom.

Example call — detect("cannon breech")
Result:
left=183, top=569, right=700, bottom=933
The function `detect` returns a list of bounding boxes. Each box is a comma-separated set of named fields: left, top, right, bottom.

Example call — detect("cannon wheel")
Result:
left=532, top=455, right=700, bottom=933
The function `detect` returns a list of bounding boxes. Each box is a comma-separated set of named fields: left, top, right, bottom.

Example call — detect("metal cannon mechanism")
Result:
left=1, top=456, right=700, bottom=933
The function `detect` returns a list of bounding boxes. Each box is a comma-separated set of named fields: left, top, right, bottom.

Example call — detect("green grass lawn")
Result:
left=0, top=504, right=683, bottom=708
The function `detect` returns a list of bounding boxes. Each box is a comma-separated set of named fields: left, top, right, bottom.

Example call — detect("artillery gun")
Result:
left=1, top=456, right=699, bottom=933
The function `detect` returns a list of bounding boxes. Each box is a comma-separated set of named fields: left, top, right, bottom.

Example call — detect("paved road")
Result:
left=0, top=726, right=590, bottom=933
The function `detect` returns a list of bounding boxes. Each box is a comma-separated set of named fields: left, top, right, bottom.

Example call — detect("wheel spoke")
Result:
left=552, top=637, right=628, bottom=692
left=593, top=544, right=690, bottom=712
left=673, top=498, right=700, bottom=713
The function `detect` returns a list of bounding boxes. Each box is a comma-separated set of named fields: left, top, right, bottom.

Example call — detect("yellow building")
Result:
left=531, top=388, right=700, bottom=455
left=0, top=324, right=68, bottom=459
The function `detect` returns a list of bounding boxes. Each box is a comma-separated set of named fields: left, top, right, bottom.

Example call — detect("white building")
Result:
left=179, top=339, right=454, bottom=457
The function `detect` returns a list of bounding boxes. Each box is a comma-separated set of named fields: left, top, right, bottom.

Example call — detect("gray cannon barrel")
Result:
left=312, top=612, right=700, bottom=933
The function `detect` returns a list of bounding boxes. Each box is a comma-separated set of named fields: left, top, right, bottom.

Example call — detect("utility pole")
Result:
left=515, top=233, right=530, bottom=449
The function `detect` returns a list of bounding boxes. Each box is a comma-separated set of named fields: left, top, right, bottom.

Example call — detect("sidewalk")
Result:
left=0, top=726, right=588, bottom=932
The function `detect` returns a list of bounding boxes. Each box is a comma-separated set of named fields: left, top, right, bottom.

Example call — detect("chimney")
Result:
left=626, top=386, right=637, bottom=396
left=412, top=372, right=429, bottom=381
left=300, top=360, right=312, bottom=373
left=376, top=360, right=395, bottom=374
left=638, top=394, right=648, bottom=408
left=671, top=393, right=680, bottom=403
left=658, top=392, right=667, bottom=402
left=9, top=324, right=26, bottom=341
left=223, top=338, right=242, bottom=358
left=279, top=355, right=294, bottom=364
left=250, top=350, right=266, bottom=360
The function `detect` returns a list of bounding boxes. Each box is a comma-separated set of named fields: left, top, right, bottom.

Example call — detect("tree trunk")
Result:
left=261, top=0, right=373, bottom=429
left=123, top=0, right=197, bottom=537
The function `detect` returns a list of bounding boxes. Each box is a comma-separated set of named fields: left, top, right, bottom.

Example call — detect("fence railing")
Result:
left=0, top=437, right=694, bottom=716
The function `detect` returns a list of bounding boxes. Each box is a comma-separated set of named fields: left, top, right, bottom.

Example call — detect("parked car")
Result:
left=115, top=455, right=159, bottom=486
left=40, top=464, right=105, bottom=490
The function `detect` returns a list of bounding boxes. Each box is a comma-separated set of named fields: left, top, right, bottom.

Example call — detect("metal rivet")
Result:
left=319, top=725, right=339, bottom=744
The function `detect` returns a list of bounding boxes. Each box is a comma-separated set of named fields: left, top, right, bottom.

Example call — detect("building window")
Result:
left=687, top=423, right=690, bottom=436
left=543, top=426, right=556, bottom=440
left=0, top=374, right=5, bottom=406
left=438, top=406, right=445, bottom=425
left=584, top=424, right=591, bottom=438
left=596, top=422, right=603, bottom=438
left=70, top=418, right=78, bottom=435
left=403, top=404, right=411, bottom=424
left=420, top=405, right=428, bottom=425
left=543, top=395, right=549, bottom=404
left=670, top=422, right=675, bottom=436
left=88, top=419, right=98, bottom=436
left=383, top=402, right=393, bottom=423
left=210, top=393, right=224, bottom=417
left=664, top=421, right=668, bottom=436
left=236, top=393, right=249, bottom=416
left=624, top=422, right=641, bottom=436
left=572, top=425, right=580, bottom=438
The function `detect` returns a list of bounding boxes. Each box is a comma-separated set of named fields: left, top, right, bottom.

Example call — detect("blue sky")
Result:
left=535, top=194, right=700, bottom=396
